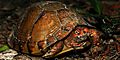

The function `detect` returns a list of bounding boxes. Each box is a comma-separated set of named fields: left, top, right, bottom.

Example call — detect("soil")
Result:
left=0, top=0, right=120, bottom=60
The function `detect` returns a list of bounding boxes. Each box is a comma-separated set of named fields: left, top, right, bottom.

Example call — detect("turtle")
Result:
left=7, top=1, right=102, bottom=58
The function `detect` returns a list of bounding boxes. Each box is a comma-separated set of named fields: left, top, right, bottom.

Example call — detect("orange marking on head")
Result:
left=84, top=28, right=88, bottom=32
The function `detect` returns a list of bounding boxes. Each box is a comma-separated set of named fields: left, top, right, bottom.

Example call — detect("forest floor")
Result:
left=0, top=0, right=120, bottom=60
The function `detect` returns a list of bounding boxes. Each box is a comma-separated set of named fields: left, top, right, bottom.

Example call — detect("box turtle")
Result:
left=7, top=1, right=102, bottom=58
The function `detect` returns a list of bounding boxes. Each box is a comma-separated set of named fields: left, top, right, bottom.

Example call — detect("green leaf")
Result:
left=88, top=0, right=102, bottom=15
left=0, top=44, right=9, bottom=52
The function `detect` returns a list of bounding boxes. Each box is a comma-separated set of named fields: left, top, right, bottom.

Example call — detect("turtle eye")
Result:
left=75, top=30, right=80, bottom=35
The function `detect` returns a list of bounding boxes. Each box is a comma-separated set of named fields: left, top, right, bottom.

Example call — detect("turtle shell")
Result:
left=8, top=1, right=79, bottom=57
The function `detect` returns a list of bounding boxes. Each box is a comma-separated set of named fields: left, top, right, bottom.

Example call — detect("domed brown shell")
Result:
left=8, top=1, right=79, bottom=57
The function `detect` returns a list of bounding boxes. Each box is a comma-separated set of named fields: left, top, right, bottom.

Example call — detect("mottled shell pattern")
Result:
left=7, top=1, right=102, bottom=58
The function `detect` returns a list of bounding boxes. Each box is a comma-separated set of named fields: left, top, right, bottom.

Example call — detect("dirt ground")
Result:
left=0, top=0, right=120, bottom=60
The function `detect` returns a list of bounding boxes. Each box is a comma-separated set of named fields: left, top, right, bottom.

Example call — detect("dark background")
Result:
left=0, top=0, right=120, bottom=60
